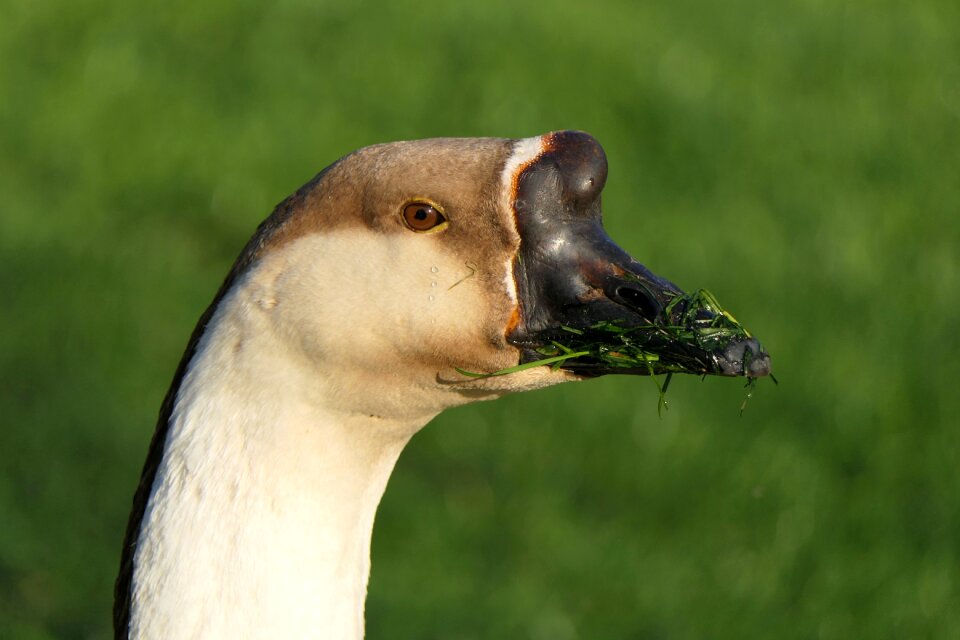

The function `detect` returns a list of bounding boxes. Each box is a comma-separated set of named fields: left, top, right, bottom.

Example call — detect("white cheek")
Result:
left=257, top=231, right=499, bottom=369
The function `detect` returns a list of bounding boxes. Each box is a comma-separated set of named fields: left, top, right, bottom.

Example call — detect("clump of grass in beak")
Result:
left=457, top=289, right=776, bottom=413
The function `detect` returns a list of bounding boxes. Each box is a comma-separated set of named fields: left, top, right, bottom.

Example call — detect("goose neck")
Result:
left=129, top=289, right=431, bottom=639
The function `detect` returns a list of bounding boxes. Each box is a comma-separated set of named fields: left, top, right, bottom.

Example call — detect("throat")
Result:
left=128, top=295, right=430, bottom=639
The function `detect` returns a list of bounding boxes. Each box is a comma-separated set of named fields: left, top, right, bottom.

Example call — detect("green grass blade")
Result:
left=455, top=351, right=591, bottom=378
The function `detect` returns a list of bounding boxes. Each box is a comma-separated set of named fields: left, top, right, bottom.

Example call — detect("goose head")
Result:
left=117, top=130, right=772, bottom=639
left=257, top=130, right=769, bottom=419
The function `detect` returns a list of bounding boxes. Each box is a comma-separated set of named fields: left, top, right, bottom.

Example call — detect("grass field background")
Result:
left=2, top=0, right=959, bottom=637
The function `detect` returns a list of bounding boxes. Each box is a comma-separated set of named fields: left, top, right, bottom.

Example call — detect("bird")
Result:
left=114, top=130, right=771, bottom=639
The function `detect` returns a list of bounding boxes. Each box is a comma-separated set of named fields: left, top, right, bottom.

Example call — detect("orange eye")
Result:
left=402, top=202, right=447, bottom=232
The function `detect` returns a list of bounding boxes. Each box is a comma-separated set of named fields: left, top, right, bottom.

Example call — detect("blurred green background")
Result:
left=2, top=0, right=959, bottom=637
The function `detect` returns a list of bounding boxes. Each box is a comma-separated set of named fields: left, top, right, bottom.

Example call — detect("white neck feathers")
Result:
left=129, top=268, right=431, bottom=639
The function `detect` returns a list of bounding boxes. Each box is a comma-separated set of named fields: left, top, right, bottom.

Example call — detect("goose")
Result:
left=114, top=130, right=771, bottom=639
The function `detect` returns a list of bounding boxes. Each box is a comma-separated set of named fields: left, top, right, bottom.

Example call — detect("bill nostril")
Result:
left=615, top=285, right=661, bottom=322
left=568, top=174, right=601, bottom=202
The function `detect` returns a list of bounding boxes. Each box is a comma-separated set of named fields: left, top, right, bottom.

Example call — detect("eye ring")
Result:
left=402, top=201, right=448, bottom=233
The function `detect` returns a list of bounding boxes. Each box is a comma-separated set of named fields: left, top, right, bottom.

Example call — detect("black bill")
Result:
left=507, top=131, right=772, bottom=379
